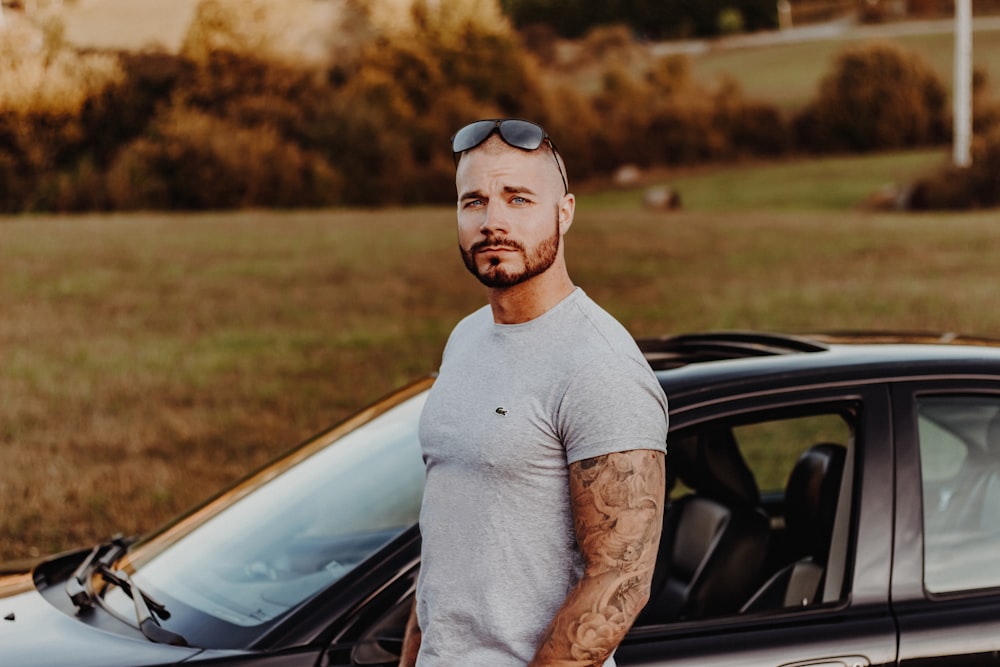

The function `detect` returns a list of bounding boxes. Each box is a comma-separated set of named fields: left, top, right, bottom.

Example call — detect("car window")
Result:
left=918, top=395, right=1000, bottom=594
left=646, top=405, right=856, bottom=625
left=736, top=414, right=852, bottom=495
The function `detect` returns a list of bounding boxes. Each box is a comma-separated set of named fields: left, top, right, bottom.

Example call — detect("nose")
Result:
left=480, top=200, right=509, bottom=235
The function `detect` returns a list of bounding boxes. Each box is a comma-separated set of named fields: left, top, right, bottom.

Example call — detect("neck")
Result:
left=486, top=267, right=575, bottom=325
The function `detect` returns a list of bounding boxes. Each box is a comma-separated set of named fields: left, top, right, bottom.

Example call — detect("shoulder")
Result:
left=555, top=294, right=668, bottom=458
left=562, top=291, right=649, bottom=368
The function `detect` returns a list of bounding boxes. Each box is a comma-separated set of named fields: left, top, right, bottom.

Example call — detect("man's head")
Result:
left=452, top=119, right=568, bottom=195
left=452, top=119, right=574, bottom=290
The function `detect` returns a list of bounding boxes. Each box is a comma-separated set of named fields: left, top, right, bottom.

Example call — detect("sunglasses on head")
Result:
left=451, top=119, right=568, bottom=195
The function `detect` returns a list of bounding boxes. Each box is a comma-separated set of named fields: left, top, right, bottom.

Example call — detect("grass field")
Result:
left=583, top=147, right=947, bottom=211
left=561, top=20, right=1000, bottom=111
left=3, top=148, right=1000, bottom=563
left=690, top=23, right=1000, bottom=110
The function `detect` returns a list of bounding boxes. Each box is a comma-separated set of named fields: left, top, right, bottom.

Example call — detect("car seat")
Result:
left=638, top=425, right=770, bottom=623
left=740, top=442, right=846, bottom=612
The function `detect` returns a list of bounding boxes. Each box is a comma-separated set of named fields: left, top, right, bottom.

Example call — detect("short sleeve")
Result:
left=557, top=356, right=668, bottom=465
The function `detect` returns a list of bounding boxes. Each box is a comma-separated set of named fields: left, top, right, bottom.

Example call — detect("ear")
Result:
left=558, top=193, right=575, bottom=235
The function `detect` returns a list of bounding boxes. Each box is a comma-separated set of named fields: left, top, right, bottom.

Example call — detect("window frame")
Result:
left=619, top=382, right=895, bottom=666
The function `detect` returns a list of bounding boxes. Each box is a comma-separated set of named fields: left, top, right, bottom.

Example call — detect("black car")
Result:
left=4, top=331, right=1000, bottom=666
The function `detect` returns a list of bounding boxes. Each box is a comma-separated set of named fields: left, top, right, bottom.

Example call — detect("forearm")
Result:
left=531, top=449, right=665, bottom=667
left=529, top=567, right=650, bottom=667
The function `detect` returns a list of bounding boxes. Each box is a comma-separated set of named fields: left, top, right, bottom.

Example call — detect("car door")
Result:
left=892, top=381, right=1000, bottom=666
left=616, top=383, right=897, bottom=667
left=317, top=383, right=899, bottom=667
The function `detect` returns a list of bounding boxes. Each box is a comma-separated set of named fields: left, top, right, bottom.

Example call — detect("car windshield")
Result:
left=103, top=388, right=427, bottom=643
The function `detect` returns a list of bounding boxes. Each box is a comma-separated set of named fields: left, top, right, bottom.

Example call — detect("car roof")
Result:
left=642, top=331, right=1000, bottom=410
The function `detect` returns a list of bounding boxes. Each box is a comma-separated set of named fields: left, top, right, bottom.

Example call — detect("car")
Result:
left=4, top=330, right=1000, bottom=666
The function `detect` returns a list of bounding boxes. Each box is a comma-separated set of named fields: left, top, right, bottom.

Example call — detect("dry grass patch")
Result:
left=4, top=203, right=1000, bottom=561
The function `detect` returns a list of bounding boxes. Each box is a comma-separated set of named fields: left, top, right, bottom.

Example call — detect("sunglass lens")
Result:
left=498, top=120, right=545, bottom=151
left=452, top=120, right=497, bottom=153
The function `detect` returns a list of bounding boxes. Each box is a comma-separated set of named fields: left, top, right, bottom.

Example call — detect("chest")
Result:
left=419, top=342, right=571, bottom=475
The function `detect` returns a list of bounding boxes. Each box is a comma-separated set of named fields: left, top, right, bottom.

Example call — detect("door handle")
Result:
left=780, top=657, right=870, bottom=667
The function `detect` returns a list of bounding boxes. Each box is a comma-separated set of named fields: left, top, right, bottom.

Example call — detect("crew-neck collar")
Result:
left=491, top=287, right=582, bottom=330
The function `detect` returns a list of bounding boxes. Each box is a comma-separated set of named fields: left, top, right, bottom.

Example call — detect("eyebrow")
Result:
left=459, top=184, right=538, bottom=202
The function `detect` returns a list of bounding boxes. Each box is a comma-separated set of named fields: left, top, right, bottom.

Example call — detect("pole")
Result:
left=954, top=0, right=973, bottom=167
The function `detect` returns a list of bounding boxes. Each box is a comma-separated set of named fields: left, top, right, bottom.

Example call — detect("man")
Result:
left=401, top=119, right=668, bottom=667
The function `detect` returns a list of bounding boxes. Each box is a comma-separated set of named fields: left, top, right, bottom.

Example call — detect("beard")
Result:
left=461, top=215, right=560, bottom=288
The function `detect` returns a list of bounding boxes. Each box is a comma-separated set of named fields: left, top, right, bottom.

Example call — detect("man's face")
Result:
left=455, top=140, right=571, bottom=289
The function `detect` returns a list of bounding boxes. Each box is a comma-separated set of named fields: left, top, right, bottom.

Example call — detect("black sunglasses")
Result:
left=451, top=119, right=568, bottom=195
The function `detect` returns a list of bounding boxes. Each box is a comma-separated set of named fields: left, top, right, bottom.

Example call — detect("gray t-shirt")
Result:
left=416, top=288, right=668, bottom=667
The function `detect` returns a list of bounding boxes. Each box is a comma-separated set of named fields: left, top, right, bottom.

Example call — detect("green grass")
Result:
left=690, top=24, right=1000, bottom=110
left=583, top=148, right=948, bottom=211
left=2, top=151, right=999, bottom=562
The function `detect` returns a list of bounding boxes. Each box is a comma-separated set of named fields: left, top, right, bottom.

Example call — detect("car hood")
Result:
left=0, top=574, right=203, bottom=667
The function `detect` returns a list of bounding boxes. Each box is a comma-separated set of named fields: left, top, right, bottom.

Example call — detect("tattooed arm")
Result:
left=529, top=449, right=666, bottom=667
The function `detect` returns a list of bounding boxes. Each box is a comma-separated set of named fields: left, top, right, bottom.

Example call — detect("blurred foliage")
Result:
left=794, top=41, right=949, bottom=152
left=499, top=0, right=777, bottom=39
left=910, top=126, right=1000, bottom=209
left=589, top=55, right=789, bottom=167
left=901, top=65, right=1000, bottom=210
left=0, top=0, right=992, bottom=212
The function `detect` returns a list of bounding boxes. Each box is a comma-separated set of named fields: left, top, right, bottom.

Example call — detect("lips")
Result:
left=472, top=238, right=523, bottom=254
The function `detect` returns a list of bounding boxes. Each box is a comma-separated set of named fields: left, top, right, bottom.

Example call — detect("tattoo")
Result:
left=532, top=450, right=665, bottom=666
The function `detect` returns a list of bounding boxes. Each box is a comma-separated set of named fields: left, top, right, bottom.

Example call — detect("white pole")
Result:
left=954, top=0, right=973, bottom=167
left=777, top=0, right=792, bottom=30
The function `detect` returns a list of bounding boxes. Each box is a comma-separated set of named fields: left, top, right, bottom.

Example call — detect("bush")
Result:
left=106, top=106, right=343, bottom=210
left=795, top=41, right=948, bottom=152
left=0, top=149, right=30, bottom=213
left=81, top=52, right=190, bottom=168
left=301, top=1, right=550, bottom=205
left=714, top=90, right=791, bottom=157
left=589, top=55, right=790, bottom=169
left=908, top=127, right=1000, bottom=210
left=175, top=49, right=326, bottom=120
left=32, top=157, right=109, bottom=212
left=0, top=18, right=125, bottom=207
left=972, top=67, right=1000, bottom=136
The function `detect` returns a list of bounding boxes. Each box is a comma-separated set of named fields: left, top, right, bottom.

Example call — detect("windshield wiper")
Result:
left=67, top=535, right=133, bottom=610
left=65, top=535, right=189, bottom=647
left=98, top=565, right=188, bottom=646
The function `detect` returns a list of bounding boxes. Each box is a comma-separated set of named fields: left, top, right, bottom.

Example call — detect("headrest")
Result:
left=670, top=426, right=760, bottom=506
left=784, top=443, right=847, bottom=560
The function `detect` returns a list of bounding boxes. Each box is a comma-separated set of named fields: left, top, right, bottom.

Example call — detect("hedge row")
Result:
left=1, top=1, right=995, bottom=212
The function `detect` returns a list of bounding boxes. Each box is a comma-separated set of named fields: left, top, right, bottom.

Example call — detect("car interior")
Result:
left=637, top=406, right=856, bottom=626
